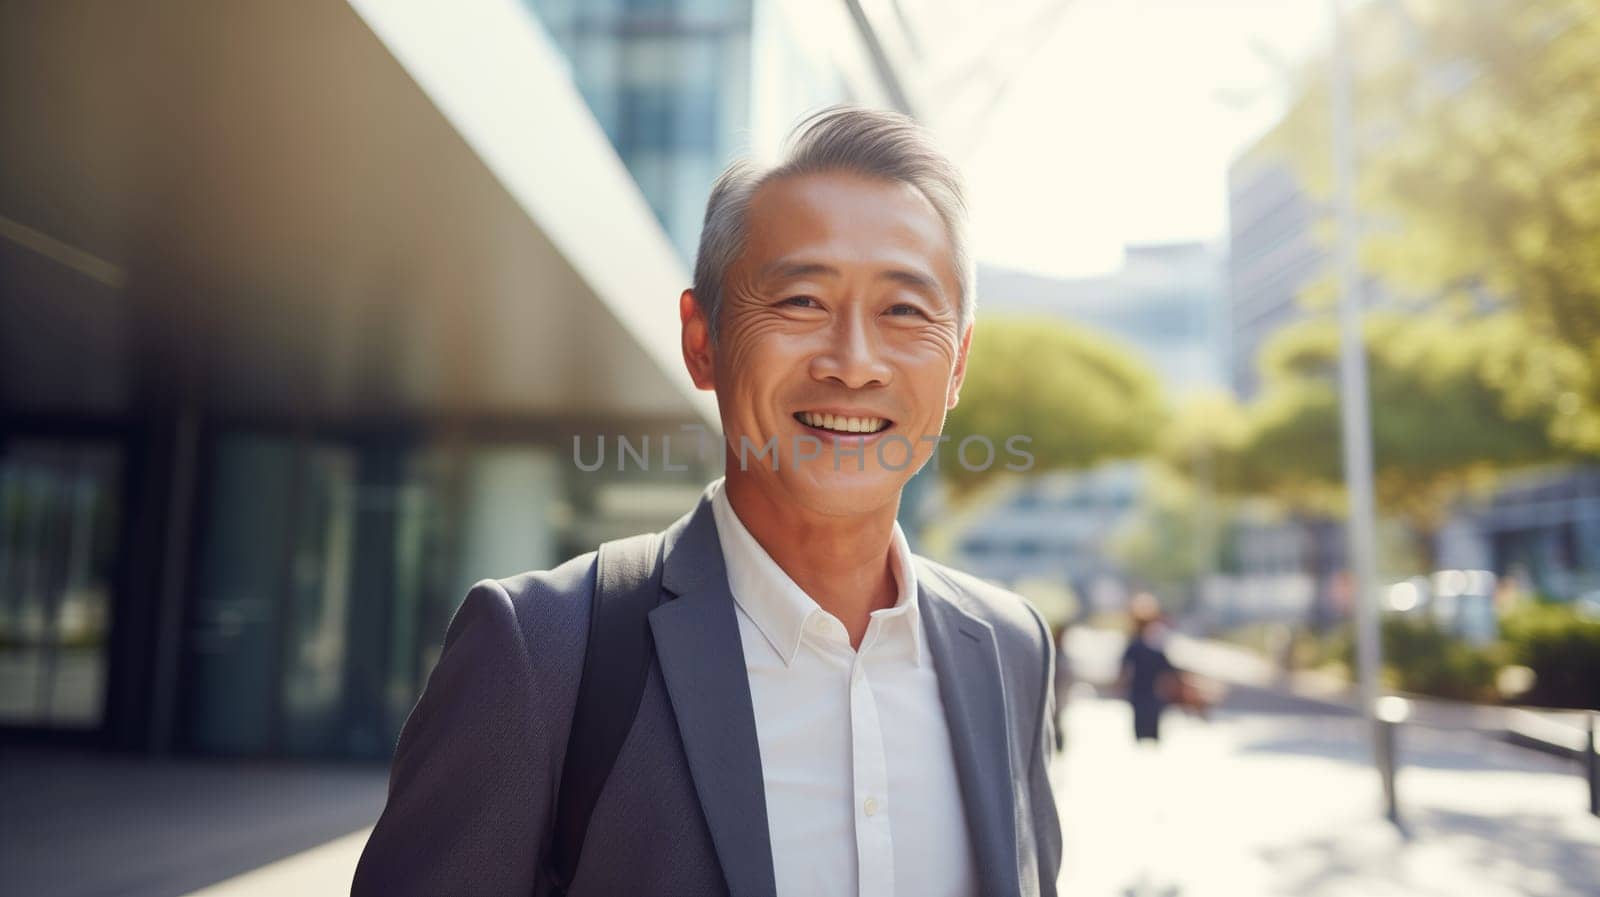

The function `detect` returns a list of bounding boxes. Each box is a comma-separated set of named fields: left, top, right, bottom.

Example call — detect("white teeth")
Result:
left=798, top=412, right=887, bottom=433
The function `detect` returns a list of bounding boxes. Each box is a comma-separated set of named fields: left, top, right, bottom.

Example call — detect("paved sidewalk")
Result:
left=9, top=682, right=1594, bottom=897
left=112, top=699, right=1600, bottom=897
left=1055, top=693, right=1600, bottom=897
left=1, top=746, right=387, bottom=897
left=180, top=829, right=372, bottom=897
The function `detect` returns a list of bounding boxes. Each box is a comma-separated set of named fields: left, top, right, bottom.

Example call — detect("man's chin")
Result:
left=765, top=464, right=907, bottom=518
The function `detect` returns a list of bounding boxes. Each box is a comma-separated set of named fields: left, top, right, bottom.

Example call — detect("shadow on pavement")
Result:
left=2, top=746, right=388, bottom=897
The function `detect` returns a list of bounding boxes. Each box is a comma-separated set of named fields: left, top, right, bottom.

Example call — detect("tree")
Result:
left=1108, top=463, right=1222, bottom=599
left=942, top=316, right=1164, bottom=490
left=1157, top=389, right=1273, bottom=496
left=1271, top=0, right=1600, bottom=454
left=1221, top=312, right=1568, bottom=568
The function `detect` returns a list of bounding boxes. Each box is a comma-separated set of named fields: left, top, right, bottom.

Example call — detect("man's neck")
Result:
left=722, top=474, right=901, bottom=650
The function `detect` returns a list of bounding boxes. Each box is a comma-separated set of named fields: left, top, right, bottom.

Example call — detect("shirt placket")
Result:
left=849, top=623, right=895, bottom=897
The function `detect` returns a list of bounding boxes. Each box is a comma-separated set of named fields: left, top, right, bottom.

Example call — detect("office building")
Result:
left=525, top=0, right=896, bottom=260
left=0, top=0, right=893, bottom=758
left=1224, top=146, right=1327, bottom=399
left=949, top=463, right=1144, bottom=614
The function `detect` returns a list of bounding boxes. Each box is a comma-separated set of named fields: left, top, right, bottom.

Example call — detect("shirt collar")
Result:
left=709, top=478, right=923, bottom=667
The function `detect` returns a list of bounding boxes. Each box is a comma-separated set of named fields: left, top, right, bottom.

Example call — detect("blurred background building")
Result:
left=981, top=241, right=1226, bottom=392
left=0, top=0, right=901, bottom=759
left=1226, top=146, right=1327, bottom=402
left=948, top=462, right=1143, bottom=618
left=523, top=0, right=894, bottom=260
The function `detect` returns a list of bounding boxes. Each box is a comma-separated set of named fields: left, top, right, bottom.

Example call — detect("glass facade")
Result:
left=525, top=0, right=755, bottom=260
left=0, top=0, right=893, bottom=761
left=523, top=0, right=886, bottom=261
left=0, top=438, right=120, bottom=729
left=748, top=0, right=886, bottom=160
left=177, top=427, right=710, bottom=758
left=183, top=434, right=292, bottom=754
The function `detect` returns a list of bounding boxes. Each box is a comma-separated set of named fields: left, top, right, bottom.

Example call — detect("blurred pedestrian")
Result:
left=1117, top=593, right=1176, bottom=744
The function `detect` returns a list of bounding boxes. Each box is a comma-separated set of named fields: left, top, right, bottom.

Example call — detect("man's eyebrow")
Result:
left=879, top=267, right=944, bottom=298
left=760, top=260, right=946, bottom=298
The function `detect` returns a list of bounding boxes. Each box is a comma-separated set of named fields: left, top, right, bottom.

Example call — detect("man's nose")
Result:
left=811, top=311, right=892, bottom=389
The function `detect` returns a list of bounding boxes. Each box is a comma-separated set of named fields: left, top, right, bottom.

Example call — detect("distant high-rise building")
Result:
left=978, top=242, right=1225, bottom=393
left=1224, top=146, right=1326, bottom=399
left=524, top=0, right=893, bottom=260
left=948, top=462, right=1144, bottom=607
left=1222, top=0, right=1430, bottom=399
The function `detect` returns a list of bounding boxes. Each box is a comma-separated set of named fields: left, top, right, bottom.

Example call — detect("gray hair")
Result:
left=691, top=105, right=975, bottom=341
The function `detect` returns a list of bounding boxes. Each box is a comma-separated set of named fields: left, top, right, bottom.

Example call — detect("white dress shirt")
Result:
left=710, top=480, right=977, bottom=897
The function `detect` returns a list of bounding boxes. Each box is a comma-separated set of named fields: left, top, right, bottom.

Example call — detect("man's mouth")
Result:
left=794, top=411, right=893, bottom=435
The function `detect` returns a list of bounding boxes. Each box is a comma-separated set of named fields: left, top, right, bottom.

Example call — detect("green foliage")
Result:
left=1108, top=465, right=1220, bottom=592
left=1155, top=390, right=1264, bottom=495
left=1222, top=602, right=1600, bottom=709
left=1369, top=615, right=1503, bottom=702
left=1300, top=623, right=1355, bottom=674
left=1472, top=315, right=1599, bottom=459
left=943, top=316, right=1164, bottom=489
left=1500, top=600, right=1600, bottom=709
left=1216, top=621, right=1352, bottom=674
left=1271, top=0, right=1600, bottom=455
left=1178, top=312, right=1565, bottom=553
left=1258, top=314, right=1562, bottom=523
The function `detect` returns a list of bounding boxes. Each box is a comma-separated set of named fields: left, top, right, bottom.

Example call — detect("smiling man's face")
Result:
left=681, top=170, right=971, bottom=518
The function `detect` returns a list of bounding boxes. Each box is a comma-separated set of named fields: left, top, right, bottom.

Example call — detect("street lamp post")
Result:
left=1327, top=0, right=1398, bottom=826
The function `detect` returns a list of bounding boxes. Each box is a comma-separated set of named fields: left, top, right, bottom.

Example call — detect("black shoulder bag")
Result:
left=546, top=532, right=665, bottom=895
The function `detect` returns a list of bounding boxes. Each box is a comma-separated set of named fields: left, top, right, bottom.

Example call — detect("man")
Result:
left=352, top=105, right=1062, bottom=897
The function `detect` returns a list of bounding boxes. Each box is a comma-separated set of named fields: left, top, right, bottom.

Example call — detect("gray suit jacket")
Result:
left=352, top=488, right=1062, bottom=897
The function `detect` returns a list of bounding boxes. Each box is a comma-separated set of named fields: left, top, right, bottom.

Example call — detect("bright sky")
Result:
left=958, top=0, right=1330, bottom=278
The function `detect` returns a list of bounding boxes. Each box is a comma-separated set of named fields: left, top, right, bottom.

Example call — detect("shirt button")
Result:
left=863, top=797, right=879, bottom=817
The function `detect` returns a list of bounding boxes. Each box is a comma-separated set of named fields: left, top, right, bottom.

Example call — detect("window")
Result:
left=0, top=439, right=120, bottom=728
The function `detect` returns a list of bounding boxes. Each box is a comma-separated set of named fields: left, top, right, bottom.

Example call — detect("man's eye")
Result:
left=887, top=303, right=925, bottom=317
left=781, top=296, right=821, bottom=308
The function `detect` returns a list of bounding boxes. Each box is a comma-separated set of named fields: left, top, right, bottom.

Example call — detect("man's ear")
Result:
left=946, top=322, right=973, bottom=409
left=680, top=289, right=716, bottom=391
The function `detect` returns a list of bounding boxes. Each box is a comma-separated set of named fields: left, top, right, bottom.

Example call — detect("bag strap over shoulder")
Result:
left=548, top=532, right=665, bottom=894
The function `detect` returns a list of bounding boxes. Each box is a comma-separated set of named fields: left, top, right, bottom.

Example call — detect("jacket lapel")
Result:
left=918, top=562, right=1023, bottom=897
left=648, top=494, right=778, bottom=897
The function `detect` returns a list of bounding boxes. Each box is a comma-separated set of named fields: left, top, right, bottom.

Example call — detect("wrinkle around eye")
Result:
left=900, top=321, right=962, bottom=362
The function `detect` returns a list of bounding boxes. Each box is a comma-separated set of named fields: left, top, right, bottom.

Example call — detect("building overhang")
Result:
left=1, top=0, right=718, bottom=427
